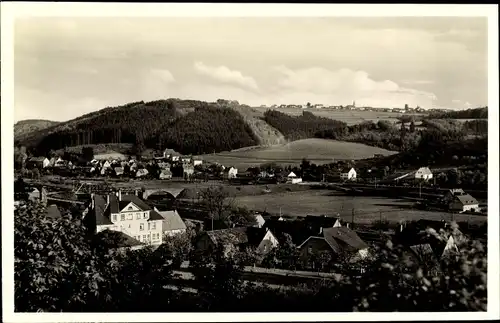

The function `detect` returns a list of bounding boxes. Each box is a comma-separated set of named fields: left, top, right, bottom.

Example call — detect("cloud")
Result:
left=193, top=61, right=259, bottom=90
left=150, top=69, right=176, bottom=83
left=270, top=66, right=437, bottom=108
left=402, top=80, right=435, bottom=85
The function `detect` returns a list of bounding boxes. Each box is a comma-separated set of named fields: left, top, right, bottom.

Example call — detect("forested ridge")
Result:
left=426, top=107, right=488, bottom=119
left=15, top=99, right=259, bottom=156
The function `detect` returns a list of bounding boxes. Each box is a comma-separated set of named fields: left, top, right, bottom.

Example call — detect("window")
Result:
left=112, top=214, right=117, bottom=221
left=126, top=213, right=133, bottom=220
left=128, top=206, right=133, bottom=210
left=128, top=224, right=131, bottom=228
left=143, top=235, right=147, bottom=241
left=140, top=223, right=144, bottom=231
left=136, top=213, right=141, bottom=219
left=143, top=212, right=147, bottom=219
left=120, top=214, right=125, bottom=221
left=148, top=222, right=151, bottom=231
left=152, top=222, right=156, bottom=230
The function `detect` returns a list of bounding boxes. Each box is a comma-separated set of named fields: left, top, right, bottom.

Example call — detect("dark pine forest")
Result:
left=17, top=100, right=259, bottom=156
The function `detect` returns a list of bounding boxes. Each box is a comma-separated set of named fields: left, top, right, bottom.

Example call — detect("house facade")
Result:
left=27, top=157, right=50, bottom=169
left=286, top=171, right=302, bottom=184
left=88, top=192, right=165, bottom=247
left=183, top=165, right=195, bottom=179
left=224, top=167, right=238, bottom=179
left=159, top=169, right=173, bottom=180
left=415, top=167, right=433, bottom=181
left=340, top=168, right=356, bottom=181
left=448, top=194, right=479, bottom=213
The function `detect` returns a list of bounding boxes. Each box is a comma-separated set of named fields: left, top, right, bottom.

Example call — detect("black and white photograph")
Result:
left=2, top=2, right=499, bottom=321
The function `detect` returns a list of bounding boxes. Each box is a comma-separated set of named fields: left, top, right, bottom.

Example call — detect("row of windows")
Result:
left=135, top=233, right=161, bottom=242
left=112, top=212, right=148, bottom=222
left=139, top=222, right=156, bottom=231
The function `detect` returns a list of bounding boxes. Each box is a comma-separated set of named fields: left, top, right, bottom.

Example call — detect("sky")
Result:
left=14, top=16, right=488, bottom=122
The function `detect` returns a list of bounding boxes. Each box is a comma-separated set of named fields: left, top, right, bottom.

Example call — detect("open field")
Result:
left=201, top=138, right=398, bottom=170
left=233, top=189, right=487, bottom=225
left=252, top=106, right=426, bottom=125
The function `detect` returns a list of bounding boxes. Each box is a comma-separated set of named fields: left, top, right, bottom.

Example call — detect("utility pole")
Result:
left=351, top=208, right=355, bottom=229
left=419, top=182, right=422, bottom=199
left=379, top=210, right=382, bottom=238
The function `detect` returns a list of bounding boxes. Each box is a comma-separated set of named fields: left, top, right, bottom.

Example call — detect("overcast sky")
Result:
left=14, top=17, right=488, bottom=122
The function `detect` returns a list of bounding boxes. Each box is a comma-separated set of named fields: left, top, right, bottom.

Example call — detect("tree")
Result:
left=82, top=147, right=94, bottom=162
left=31, top=168, right=40, bottom=180
left=409, top=121, right=416, bottom=133
left=190, top=244, right=245, bottom=311
left=199, top=186, right=235, bottom=230
left=15, top=201, right=178, bottom=312
left=159, top=224, right=197, bottom=268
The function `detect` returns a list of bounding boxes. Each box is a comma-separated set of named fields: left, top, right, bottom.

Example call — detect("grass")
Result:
left=252, top=107, right=426, bottom=125
left=233, top=189, right=487, bottom=225
left=201, top=138, right=398, bottom=170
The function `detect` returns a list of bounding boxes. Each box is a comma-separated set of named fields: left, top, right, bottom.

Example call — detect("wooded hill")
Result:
left=15, top=99, right=259, bottom=156
left=427, top=107, right=488, bottom=119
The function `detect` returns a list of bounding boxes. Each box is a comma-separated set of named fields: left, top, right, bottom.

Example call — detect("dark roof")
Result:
left=264, top=219, right=316, bottom=245
left=408, top=243, right=441, bottom=269
left=102, top=194, right=164, bottom=222
left=454, top=194, right=478, bottom=205
left=322, top=227, right=368, bottom=252
left=45, top=205, right=62, bottom=219
left=206, top=228, right=249, bottom=245
left=96, top=230, right=143, bottom=248
left=204, top=226, right=273, bottom=248
left=29, top=157, right=47, bottom=162
left=94, top=195, right=113, bottom=225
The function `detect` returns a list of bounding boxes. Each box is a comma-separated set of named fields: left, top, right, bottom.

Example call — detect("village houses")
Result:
left=195, top=227, right=279, bottom=259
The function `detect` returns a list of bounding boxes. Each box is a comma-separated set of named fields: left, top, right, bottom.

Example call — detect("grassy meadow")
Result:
left=201, top=138, right=398, bottom=170
left=234, top=189, right=487, bottom=225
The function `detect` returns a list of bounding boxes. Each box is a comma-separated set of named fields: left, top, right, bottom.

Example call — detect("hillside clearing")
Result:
left=201, top=138, right=397, bottom=169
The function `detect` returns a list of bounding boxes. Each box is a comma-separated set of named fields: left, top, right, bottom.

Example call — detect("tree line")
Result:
left=426, top=107, right=488, bottom=119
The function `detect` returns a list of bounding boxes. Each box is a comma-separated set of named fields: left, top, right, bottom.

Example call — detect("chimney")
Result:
left=119, top=190, right=122, bottom=201
left=135, top=189, right=138, bottom=196
left=319, top=227, right=323, bottom=234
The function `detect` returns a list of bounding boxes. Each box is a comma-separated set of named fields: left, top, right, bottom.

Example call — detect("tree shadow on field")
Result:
left=374, top=203, right=415, bottom=210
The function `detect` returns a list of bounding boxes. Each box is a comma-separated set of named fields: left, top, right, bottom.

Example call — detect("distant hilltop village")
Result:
left=259, top=101, right=449, bottom=114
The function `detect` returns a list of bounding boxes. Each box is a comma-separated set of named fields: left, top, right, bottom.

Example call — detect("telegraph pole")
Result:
left=379, top=210, right=382, bottom=238
left=351, top=208, right=355, bottom=229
